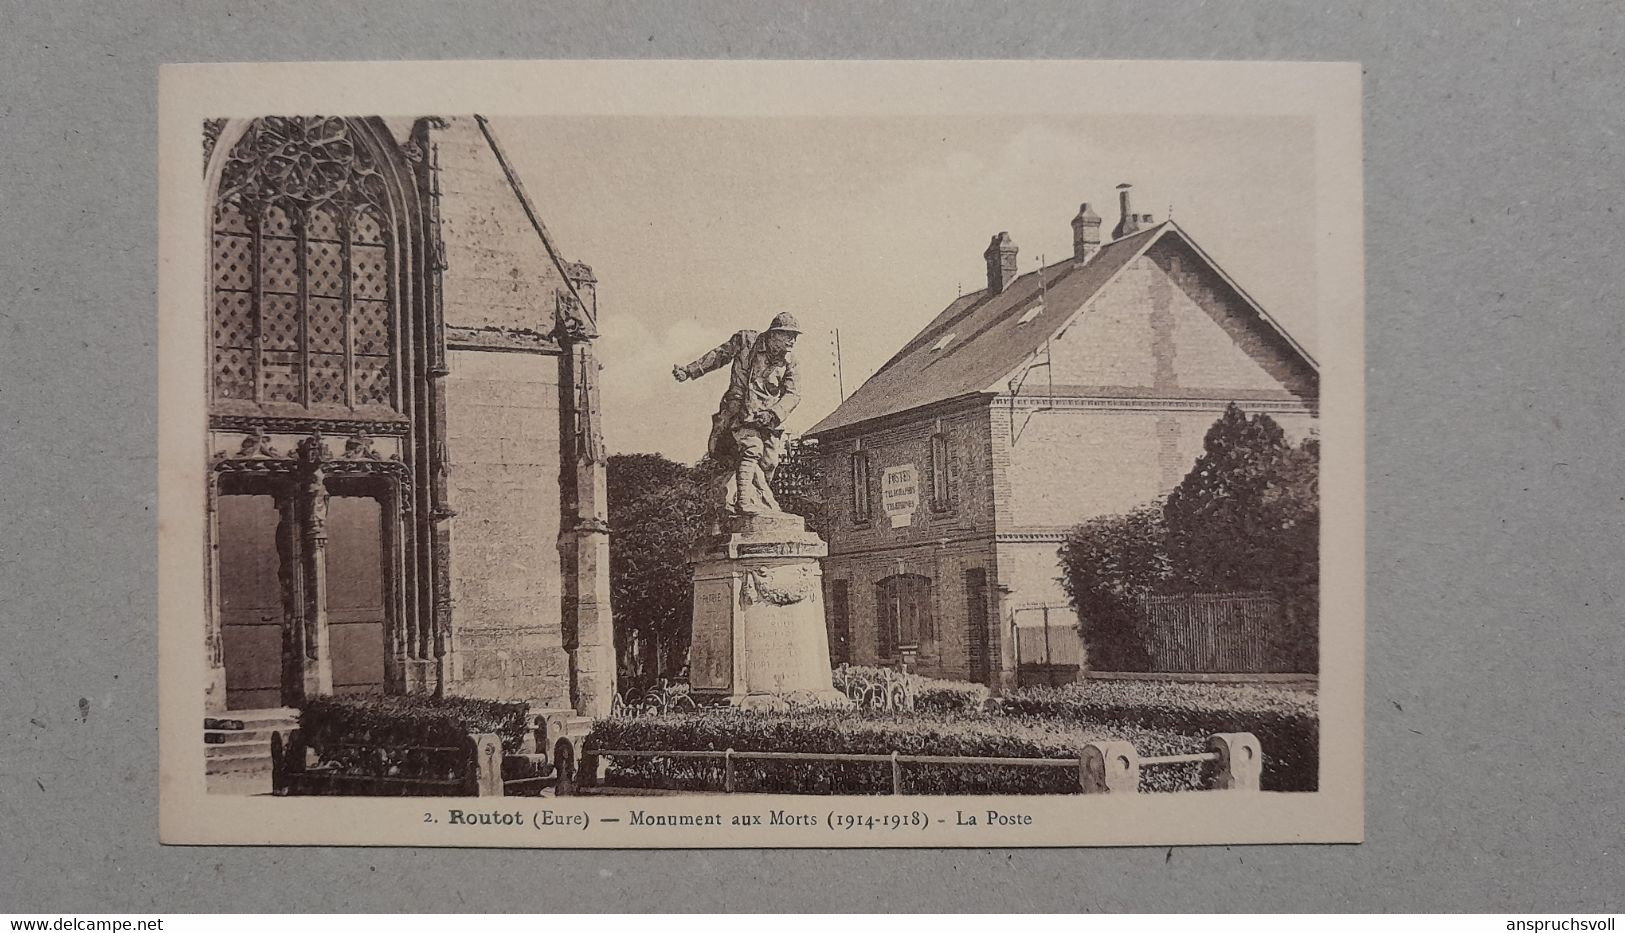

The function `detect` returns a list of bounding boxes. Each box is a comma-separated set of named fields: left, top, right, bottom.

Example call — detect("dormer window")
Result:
left=1017, top=304, right=1043, bottom=325
left=930, top=333, right=956, bottom=352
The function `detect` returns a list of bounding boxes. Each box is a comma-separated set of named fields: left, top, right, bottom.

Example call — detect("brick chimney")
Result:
left=984, top=232, right=1018, bottom=294
left=1071, top=202, right=1102, bottom=263
left=1112, top=183, right=1141, bottom=239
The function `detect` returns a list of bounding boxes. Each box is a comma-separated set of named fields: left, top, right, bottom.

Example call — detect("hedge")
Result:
left=587, top=709, right=1203, bottom=794
left=915, top=681, right=992, bottom=715
left=299, top=694, right=532, bottom=759
left=999, top=681, right=1318, bottom=791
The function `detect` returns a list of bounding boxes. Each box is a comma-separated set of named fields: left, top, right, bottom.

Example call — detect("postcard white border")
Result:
left=158, top=59, right=1363, bottom=847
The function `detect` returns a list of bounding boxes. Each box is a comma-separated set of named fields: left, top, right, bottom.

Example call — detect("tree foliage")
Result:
left=1163, top=405, right=1319, bottom=668
left=1164, top=404, right=1317, bottom=597
left=1060, top=405, right=1320, bottom=671
left=1059, top=502, right=1171, bottom=671
left=607, top=453, right=710, bottom=688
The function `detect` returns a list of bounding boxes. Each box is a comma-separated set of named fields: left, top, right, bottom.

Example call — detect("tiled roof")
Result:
left=806, top=224, right=1155, bottom=434
left=807, top=221, right=1315, bottom=436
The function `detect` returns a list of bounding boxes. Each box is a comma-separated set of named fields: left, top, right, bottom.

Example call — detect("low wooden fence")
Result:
left=576, top=732, right=1261, bottom=796
left=270, top=729, right=551, bottom=797
left=1138, top=592, right=1288, bottom=673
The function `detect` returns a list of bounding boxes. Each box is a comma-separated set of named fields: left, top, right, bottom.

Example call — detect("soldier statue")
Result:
left=673, top=312, right=803, bottom=516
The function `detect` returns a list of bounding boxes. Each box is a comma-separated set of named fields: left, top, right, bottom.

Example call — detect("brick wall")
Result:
left=826, top=540, right=998, bottom=683
left=817, top=402, right=1002, bottom=683
left=1001, top=404, right=1316, bottom=529
left=820, top=402, right=995, bottom=549
left=995, top=539, right=1081, bottom=668
left=1002, top=233, right=1317, bottom=529
left=1046, top=238, right=1316, bottom=399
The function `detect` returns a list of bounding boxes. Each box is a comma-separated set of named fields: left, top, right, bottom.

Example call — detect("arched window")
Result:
left=210, top=117, right=397, bottom=414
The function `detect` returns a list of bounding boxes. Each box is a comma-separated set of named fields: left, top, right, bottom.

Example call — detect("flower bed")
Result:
left=587, top=708, right=1204, bottom=794
left=999, top=680, right=1319, bottom=791
left=831, top=664, right=992, bottom=714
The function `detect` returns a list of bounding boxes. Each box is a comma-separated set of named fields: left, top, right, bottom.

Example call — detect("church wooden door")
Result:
left=217, top=493, right=289, bottom=710
left=324, top=495, right=389, bottom=695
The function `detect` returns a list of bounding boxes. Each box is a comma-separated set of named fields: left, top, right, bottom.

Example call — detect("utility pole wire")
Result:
left=833, top=327, right=847, bottom=400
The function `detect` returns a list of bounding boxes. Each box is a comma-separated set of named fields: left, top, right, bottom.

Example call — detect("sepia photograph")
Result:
left=13, top=0, right=1625, bottom=917
left=159, top=59, right=1364, bottom=846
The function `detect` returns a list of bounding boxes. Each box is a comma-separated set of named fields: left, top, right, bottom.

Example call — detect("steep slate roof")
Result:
left=807, top=221, right=1316, bottom=436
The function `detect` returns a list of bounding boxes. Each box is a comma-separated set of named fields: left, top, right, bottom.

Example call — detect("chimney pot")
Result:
left=1113, top=183, right=1141, bottom=239
left=1071, top=202, right=1102, bottom=263
left=984, top=231, right=1019, bottom=294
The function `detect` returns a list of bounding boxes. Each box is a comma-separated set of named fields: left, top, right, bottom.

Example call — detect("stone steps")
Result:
left=204, top=708, right=298, bottom=782
left=204, top=707, right=299, bottom=731
left=205, top=748, right=274, bottom=774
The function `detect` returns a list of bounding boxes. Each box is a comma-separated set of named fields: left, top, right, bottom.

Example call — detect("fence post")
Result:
left=270, top=730, right=286, bottom=795
left=724, top=748, right=735, bottom=793
left=270, top=729, right=306, bottom=796
left=578, top=751, right=609, bottom=789
left=890, top=751, right=902, bottom=794
left=469, top=733, right=504, bottom=797
left=1205, top=732, right=1261, bottom=790
left=1079, top=741, right=1140, bottom=794
left=553, top=739, right=576, bottom=796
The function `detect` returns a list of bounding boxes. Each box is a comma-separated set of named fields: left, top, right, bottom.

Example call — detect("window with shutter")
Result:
left=828, top=579, right=851, bottom=666
left=874, top=580, right=895, bottom=660
left=850, top=451, right=872, bottom=522
left=930, top=432, right=951, bottom=510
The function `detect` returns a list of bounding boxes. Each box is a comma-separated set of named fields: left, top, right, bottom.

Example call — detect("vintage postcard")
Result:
left=158, top=59, right=1364, bottom=847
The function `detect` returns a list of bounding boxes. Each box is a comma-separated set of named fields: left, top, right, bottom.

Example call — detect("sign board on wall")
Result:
left=882, top=464, right=919, bottom=528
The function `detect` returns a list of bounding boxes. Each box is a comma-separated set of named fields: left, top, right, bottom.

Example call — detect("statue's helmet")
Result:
left=766, top=312, right=802, bottom=336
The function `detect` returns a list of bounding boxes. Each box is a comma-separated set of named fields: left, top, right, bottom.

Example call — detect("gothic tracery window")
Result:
left=210, top=117, right=398, bottom=414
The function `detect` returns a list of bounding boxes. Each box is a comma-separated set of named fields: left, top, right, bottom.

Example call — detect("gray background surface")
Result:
left=2, top=0, right=1621, bottom=913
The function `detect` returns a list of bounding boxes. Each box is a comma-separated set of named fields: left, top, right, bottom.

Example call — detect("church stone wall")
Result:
left=442, top=348, right=569, bottom=707
left=434, top=116, right=571, bottom=333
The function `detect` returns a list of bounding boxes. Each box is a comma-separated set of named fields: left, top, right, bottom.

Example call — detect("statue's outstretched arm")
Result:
left=675, top=332, right=744, bottom=382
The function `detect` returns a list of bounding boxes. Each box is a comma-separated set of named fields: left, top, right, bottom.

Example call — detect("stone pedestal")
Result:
left=688, top=512, right=848, bottom=708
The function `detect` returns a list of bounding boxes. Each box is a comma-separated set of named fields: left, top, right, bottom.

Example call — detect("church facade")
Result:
left=805, top=186, right=1319, bottom=690
left=200, top=115, right=615, bottom=721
